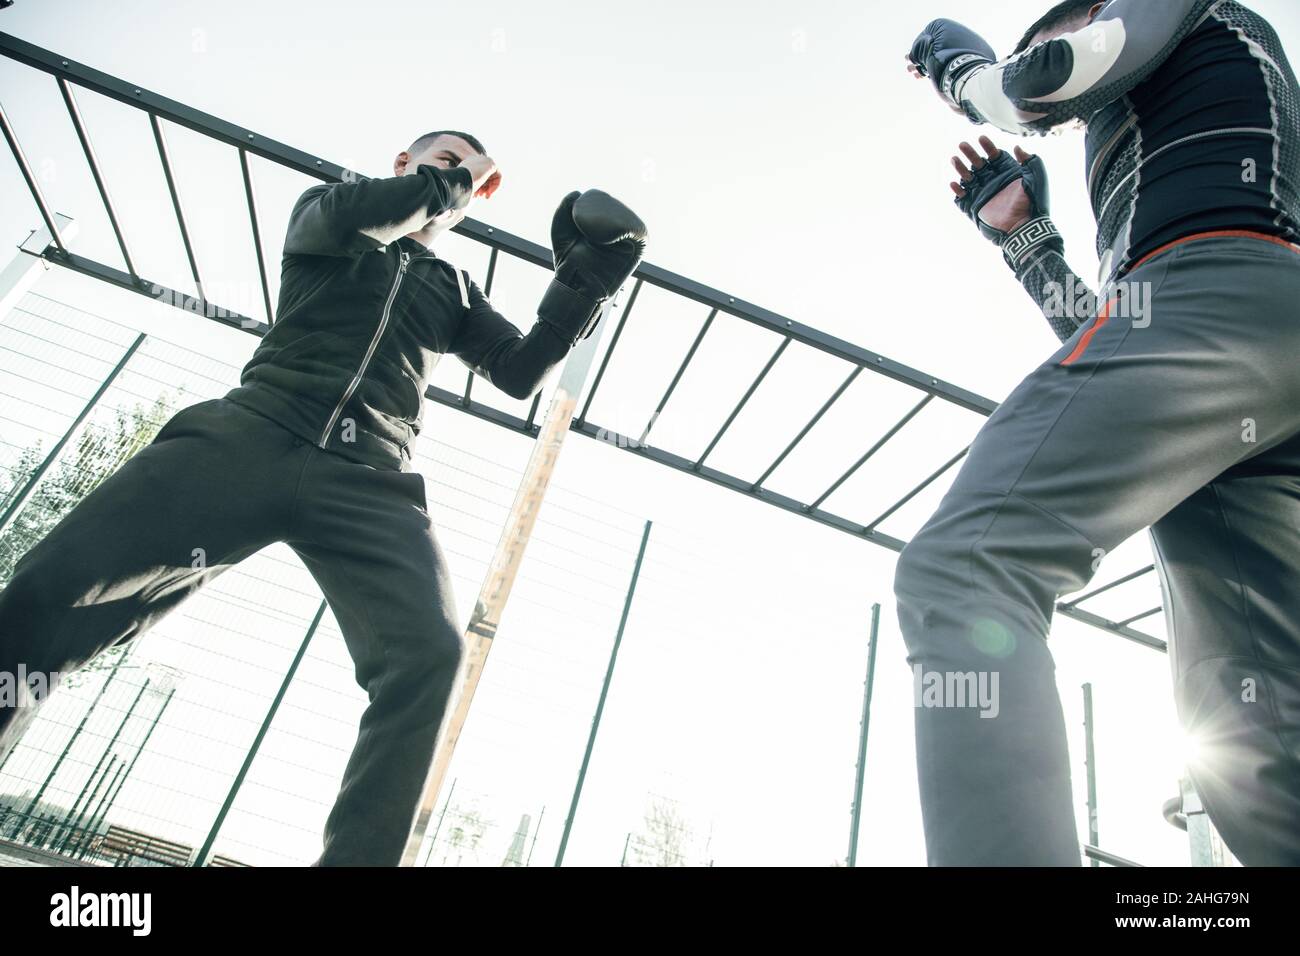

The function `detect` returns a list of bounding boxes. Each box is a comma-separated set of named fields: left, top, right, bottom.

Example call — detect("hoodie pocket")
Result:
left=264, top=329, right=344, bottom=370
left=402, top=368, right=425, bottom=421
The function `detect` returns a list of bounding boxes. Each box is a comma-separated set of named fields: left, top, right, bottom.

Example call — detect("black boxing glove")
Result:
left=909, top=19, right=997, bottom=117
left=538, top=190, right=648, bottom=345
left=955, top=150, right=1064, bottom=277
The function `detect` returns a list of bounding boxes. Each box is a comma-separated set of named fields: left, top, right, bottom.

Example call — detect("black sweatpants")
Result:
left=894, top=235, right=1300, bottom=866
left=0, top=397, right=463, bottom=865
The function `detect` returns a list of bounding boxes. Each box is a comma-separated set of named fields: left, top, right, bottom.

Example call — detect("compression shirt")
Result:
left=955, top=0, right=1300, bottom=336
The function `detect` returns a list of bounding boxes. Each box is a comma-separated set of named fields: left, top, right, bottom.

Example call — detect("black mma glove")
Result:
left=956, top=150, right=1064, bottom=277
left=538, top=190, right=648, bottom=346
left=909, top=19, right=996, bottom=118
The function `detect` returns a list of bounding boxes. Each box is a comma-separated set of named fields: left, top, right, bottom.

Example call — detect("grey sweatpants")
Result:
left=895, top=234, right=1300, bottom=866
left=0, top=398, right=463, bottom=865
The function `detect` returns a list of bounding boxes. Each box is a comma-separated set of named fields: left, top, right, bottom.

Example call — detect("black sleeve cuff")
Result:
left=419, top=164, right=475, bottom=218
left=537, top=279, right=600, bottom=345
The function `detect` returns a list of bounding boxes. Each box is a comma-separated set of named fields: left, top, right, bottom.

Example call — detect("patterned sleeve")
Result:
left=1013, top=245, right=1098, bottom=343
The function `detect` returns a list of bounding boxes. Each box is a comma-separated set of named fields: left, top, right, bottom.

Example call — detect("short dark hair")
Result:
left=1014, top=1, right=1098, bottom=54
left=409, top=129, right=487, bottom=156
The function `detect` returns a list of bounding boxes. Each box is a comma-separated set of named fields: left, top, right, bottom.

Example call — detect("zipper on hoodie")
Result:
left=318, top=249, right=412, bottom=448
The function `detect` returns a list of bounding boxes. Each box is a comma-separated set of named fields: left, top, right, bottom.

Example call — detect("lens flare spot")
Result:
left=969, top=618, right=1016, bottom=658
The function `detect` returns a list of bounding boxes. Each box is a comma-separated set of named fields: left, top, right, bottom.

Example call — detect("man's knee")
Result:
left=384, top=617, right=463, bottom=696
left=894, top=520, right=963, bottom=611
left=898, top=494, right=1097, bottom=609
left=0, top=548, right=134, bottom=675
left=0, top=559, right=62, bottom=655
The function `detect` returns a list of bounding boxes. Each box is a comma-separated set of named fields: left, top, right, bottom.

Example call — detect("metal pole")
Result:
left=192, top=600, right=326, bottom=867
left=54, top=752, right=119, bottom=855
left=848, top=602, right=880, bottom=867
left=75, top=758, right=125, bottom=862
left=401, top=298, right=619, bottom=867
left=1083, top=844, right=1142, bottom=867
left=418, top=777, right=457, bottom=868
left=53, top=677, right=150, bottom=851
left=74, top=686, right=175, bottom=860
left=1181, top=777, right=1217, bottom=867
left=555, top=519, right=653, bottom=868
left=1083, top=683, right=1099, bottom=866
left=0, top=332, right=146, bottom=536
left=620, top=832, right=632, bottom=867
left=11, top=647, right=130, bottom=838
left=525, top=805, right=544, bottom=867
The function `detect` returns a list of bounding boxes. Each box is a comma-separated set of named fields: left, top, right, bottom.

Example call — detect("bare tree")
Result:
left=630, top=796, right=693, bottom=867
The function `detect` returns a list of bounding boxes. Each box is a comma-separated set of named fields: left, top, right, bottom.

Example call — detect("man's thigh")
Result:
left=922, top=239, right=1300, bottom=595
left=288, top=451, right=461, bottom=689
left=1, top=399, right=304, bottom=658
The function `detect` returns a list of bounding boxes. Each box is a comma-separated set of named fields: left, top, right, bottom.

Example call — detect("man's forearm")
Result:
left=1013, top=244, right=1097, bottom=343
left=285, top=165, right=474, bottom=256
left=460, top=322, right=571, bottom=401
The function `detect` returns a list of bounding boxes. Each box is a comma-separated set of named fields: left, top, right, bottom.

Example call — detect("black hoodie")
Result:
left=227, top=164, right=584, bottom=471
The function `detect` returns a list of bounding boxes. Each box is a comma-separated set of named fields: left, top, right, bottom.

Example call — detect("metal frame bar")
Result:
left=0, top=32, right=348, bottom=181
left=524, top=391, right=543, bottom=431
left=809, top=396, right=932, bottom=512
left=753, top=366, right=862, bottom=491
left=148, top=113, right=205, bottom=302
left=1057, top=605, right=1166, bottom=652
left=639, top=308, right=715, bottom=446
left=1116, top=607, right=1162, bottom=629
left=463, top=248, right=501, bottom=405
left=1060, top=565, right=1155, bottom=609
left=1057, top=564, right=1166, bottom=651
left=694, top=336, right=790, bottom=470
left=19, top=245, right=266, bottom=334
left=577, top=277, right=642, bottom=425
left=1083, top=844, right=1142, bottom=867
left=864, top=447, right=968, bottom=532
left=482, top=246, right=500, bottom=295
left=0, top=97, right=67, bottom=254
left=56, top=77, right=136, bottom=278
left=239, top=149, right=274, bottom=325
left=623, top=254, right=995, bottom=416
left=455, top=213, right=999, bottom=418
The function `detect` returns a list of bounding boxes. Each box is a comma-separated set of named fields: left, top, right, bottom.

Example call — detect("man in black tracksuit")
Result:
left=904, top=1, right=1300, bottom=864
left=0, top=130, right=647, bottom=865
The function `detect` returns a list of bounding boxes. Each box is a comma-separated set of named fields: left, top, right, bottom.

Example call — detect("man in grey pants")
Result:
left=902, top=0, right=1300, bottom=864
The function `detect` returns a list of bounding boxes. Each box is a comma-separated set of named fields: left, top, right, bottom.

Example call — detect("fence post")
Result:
left=848, top=603, right=881, bottom=867
left=0, top=332, right=146, bottom=537
left=555, top=519, right=653, bottom=867
left=192, top=600, right=326, bottom=866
